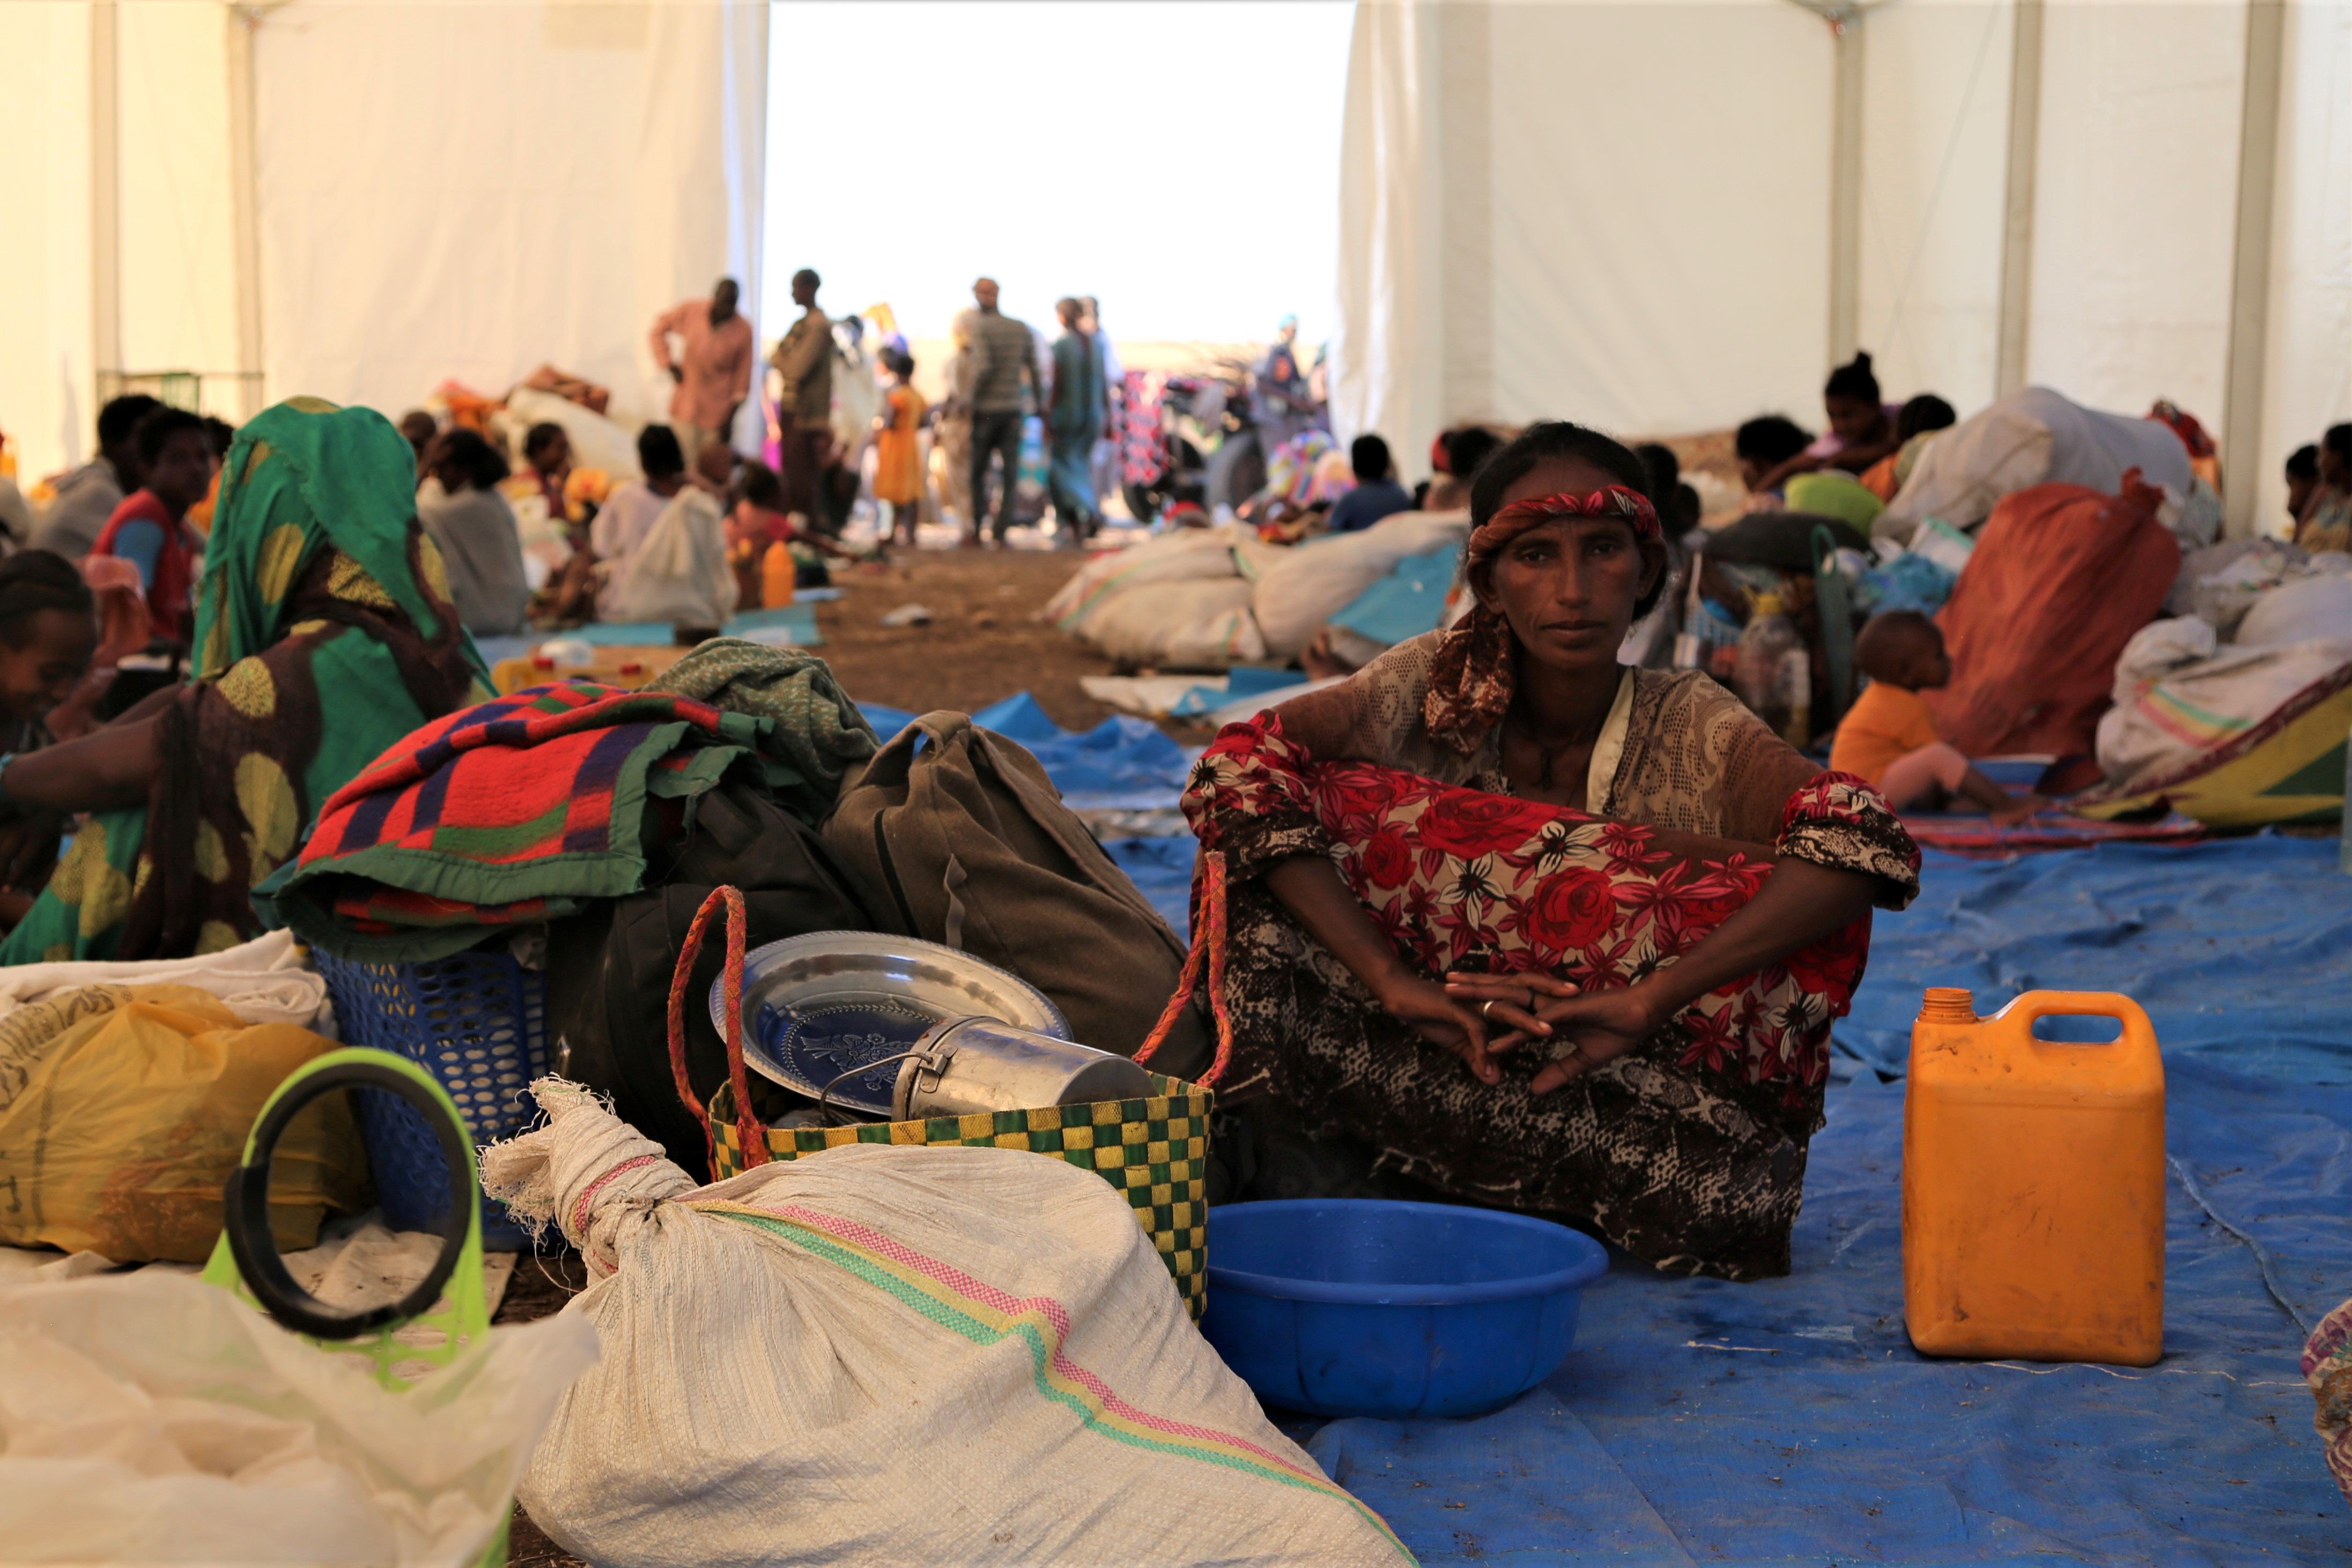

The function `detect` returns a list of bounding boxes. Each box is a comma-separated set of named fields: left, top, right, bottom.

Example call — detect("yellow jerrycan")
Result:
left=1902, top=987, right=2165, bottom=1366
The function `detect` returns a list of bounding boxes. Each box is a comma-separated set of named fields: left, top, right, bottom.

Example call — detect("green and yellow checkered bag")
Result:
left=707, top=1075, right=1214, bottom=1317
left=672, top=876, right=1233, bottom=1321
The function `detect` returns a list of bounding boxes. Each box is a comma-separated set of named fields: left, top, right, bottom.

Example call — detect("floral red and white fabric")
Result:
left=1181, top=699, right=1913, bottom=1279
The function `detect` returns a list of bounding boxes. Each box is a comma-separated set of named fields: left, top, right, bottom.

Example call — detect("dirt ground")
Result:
left=806, top=544, right=1135, bottom=730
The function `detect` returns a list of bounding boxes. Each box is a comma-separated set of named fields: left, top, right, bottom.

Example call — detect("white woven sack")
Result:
left=483, top=1081, right=1409, bottom=1568
left=1043, top=524, right=1246, bottom=629
left=1086, top=576, right=1269, bottom=671
left=2095, top=616, right=2352, bottom=785
left=0, top=1270, right=595, bottom=1565
left=1252, top=510, right=1470, bottom=658
left=1879, top=387, right=2191, bottom=542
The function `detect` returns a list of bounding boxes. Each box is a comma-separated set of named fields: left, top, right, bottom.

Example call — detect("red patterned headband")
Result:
left=1474, top=485, right=1661, bottom=553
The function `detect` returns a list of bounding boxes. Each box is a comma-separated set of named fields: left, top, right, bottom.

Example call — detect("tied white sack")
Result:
left=0, top=1270, right=595, bottom=1565
left=481, top=1080, right=1410, bottom=1568
left=1042, top=524, right=1253, bottom=631
left=1877, top=388, right=2192, bottom=543
left=1252, top=509, right=1471, bottom=659
left=2094, top=616, right=2352, bottom=786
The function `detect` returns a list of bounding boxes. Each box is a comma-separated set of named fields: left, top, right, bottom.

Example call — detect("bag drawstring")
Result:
left=1135, top=850, right=1233, bottom=1089
left=667, top=885, right=771, bottom=1170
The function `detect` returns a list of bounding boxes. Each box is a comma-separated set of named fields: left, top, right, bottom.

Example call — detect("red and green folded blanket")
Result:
left=258, top=682, right=789, bottom=960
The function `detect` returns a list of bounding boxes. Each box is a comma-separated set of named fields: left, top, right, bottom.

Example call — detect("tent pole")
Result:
left=2220, top=0, right=2286, bottom=540
left=1828, top=9, right=1864, bottom=366
left=90, top=0, right=121, bottom=396
left=1993, top=0, right=2043, bottom=397
left=227, top=3, right=274, bottom=420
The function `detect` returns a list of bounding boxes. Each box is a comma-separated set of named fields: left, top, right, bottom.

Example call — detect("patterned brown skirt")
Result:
left=1207, top=761, right=1872, bottom=1281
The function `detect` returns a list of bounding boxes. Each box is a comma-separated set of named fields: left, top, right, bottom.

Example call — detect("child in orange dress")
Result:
left=1831, top=611, right=2045, bottom=820
left=871, top=350, right=928, bottom=546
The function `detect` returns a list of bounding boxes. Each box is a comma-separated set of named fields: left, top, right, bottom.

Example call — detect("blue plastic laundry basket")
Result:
left=311, top=945, right=551, bottom=1249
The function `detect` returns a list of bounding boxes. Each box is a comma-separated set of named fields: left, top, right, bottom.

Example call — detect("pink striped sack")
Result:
left=480, top=1080, right=1409, bottom=1567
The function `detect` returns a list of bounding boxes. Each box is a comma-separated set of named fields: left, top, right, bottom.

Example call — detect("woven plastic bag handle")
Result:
left=667, top=885, right=771, bottom=1168
left=1134, top=849, right=1234, bottom=1088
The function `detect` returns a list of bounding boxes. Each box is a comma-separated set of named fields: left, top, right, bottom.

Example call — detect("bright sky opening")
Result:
left=763, top=1, right=1354, bottom=348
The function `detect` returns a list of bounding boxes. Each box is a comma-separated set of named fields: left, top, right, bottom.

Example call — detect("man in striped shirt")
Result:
left=967, top=277, right=1044, bottom=545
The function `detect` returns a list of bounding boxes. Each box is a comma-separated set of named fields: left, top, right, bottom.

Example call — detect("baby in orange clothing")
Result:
left=1831, top=611, right=2045, bottom=821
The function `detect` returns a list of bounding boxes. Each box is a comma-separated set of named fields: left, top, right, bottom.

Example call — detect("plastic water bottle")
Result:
left=1734, top=591, right=1801, bottom=734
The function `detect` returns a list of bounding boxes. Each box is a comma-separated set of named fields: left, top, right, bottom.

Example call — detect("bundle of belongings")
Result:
left=1044, top=507, right=1472, bottom=672
left=2075, top=539, right=2352, bottom=827
left=479, top=1079, right=1408, bottom=1567
left=1872, top=385, right=2218, bottom=552
left=0, top=930, right=360, bottom=1264
left=258, top=640, right=1207, bottom=1179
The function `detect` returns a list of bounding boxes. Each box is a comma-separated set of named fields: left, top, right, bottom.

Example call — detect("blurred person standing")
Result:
left=967, top=277, right=1044, bottom=546
left=935, top=312, right=981, bottom=534
left=1256, top=315, right=1312, bottom=452
left=33, top=394, right=164, bottom=559
left=1046, top=298, right=1105, bottom=544
left=1082, top=296, right=1123, bottom=514
left=871, top=350, right=928, bottom=546
left=767, top=268, right=833, bottom=520
left=649, top=277, right=755, bottom=469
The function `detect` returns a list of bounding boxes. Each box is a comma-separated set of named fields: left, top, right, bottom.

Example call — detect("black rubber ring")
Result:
left=220, top=1060, right=473, bottom=1340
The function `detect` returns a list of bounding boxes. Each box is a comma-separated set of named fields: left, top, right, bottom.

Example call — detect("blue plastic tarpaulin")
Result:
left=848, top=694, right=2351, bottom=1561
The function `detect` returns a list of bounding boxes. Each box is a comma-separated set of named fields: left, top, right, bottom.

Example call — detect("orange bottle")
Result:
left=1902, top=987, right=2165, bottom=1366
left=761, top=542, right=795, bottom=609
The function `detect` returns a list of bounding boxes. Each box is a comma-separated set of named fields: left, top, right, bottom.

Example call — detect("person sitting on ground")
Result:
left=2294, top=424, right=2351, bottom=555
left=727, top=461, right=863, bottom=570
left=1183, top=420, right=1919, bottom=1279
left=518, top=421, right=575, bottom=527
left=1734, top=415, right=1814, bottom=504
left=598, top=447, right=738, bottom=632
left=417, top=428, right=530, bottom=637
left=184, top=416, right=238, bottom=535
left=398, top=410, right=439, bottom=472
left=32, top=394, right=165, bottom=559
left=1327, top=435, right=1414, bottom=534
left=1830, top=610, right=2044, bottom=820
left=0, top=399, right=488, bottom=964
left=2286, top=445, right=2321, bottom=529
left=591, top=425, right=691, bottom=610
left=89, top=408, right=215, bottom=645
left=1764, top=353, right=1904, bottom=495
left=0, top=552, right=101, bottom=929
left=1857, top=394, right=1957, bottom=502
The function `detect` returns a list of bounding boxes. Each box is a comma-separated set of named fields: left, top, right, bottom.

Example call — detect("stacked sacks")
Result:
left=1925, top=471, right=2178, bottom=761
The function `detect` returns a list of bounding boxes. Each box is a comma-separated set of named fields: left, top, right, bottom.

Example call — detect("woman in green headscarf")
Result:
left=0, top=399, right=491, bottom=962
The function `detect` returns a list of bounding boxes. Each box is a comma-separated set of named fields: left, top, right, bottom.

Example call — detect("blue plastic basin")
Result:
left=1202, top=1199, right=1609, bottom=1419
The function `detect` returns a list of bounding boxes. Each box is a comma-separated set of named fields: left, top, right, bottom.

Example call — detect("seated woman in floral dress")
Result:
left=1181, top=421, right=1920, bottom=1279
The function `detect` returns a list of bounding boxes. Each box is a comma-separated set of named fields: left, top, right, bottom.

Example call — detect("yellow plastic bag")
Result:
left=0, top=983, right=367, bottom=1261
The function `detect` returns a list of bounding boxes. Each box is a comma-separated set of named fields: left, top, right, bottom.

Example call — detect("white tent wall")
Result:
left=2024, top=2, right=2246, bottom=431
left=0, top=3, right=98, bottom=487
left=1337, top=0, right=2352, bottom=536
left=117, top=3, right=242, bottom=389
left=1333, top=0, right=1835, bottom=473
left=252, top=0, right=768, bottom=437
left=2258, top=0, right=2352, bottom=531
left=1856, top=1, right=2014, bottom=418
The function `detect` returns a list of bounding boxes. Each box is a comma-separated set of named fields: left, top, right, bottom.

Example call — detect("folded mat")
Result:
left=258, top=682, right=799, bottom=961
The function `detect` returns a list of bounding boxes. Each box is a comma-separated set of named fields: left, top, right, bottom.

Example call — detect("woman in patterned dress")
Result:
left=1182, top=421, right=1920, bottom=1279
